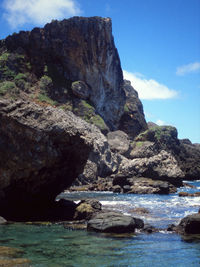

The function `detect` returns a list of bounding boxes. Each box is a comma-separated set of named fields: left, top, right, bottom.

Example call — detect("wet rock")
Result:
left=179, top=192, right=200, bottom=197
left=112, top=185, right=122, bottom=193
left=0, top=258, right=31, bottom=267
left=143, top=224, right=158, bottom=233
left=123, top=185, right=131, bottom=193
left=74, top=203, right=94, bottom=220
left=87, top=211, right=141, bottom=233
left=0, top=246, right=24, bottom=258
left=177, top=213, right=200, bottom=234
left=167, top=224, right=176, bottom=232
left=74, top=199, right=102, bottom=220
left=129, top=207, right=150, bottom=214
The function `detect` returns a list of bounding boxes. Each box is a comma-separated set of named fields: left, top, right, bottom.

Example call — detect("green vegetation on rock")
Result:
left=38, top=93, right=58, bottom=106
left=39, top=75, right=53, bottom=91
left=124, top=104, right=129, bottom=113
left=135, top=126, right=177, bottom=143
left=0, top=81, right=17, bottom=96
left=90, top=114, right=107, bottom=131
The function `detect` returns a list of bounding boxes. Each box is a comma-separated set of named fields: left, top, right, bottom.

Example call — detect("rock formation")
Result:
left=119, top=80, right=147, bottom=138
left=0, top=98, right=115, bottom=220
left=1, top=16, right=126, bottom=130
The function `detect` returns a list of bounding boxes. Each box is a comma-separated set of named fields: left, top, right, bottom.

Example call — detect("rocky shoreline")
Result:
left=0, top=16, right=199, bottom=240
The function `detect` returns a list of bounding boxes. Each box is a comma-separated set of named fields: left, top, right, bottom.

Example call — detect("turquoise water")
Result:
left=0, top=180, right=200, bottom=266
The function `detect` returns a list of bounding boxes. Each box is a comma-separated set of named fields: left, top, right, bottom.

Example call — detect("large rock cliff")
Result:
left=1, top=16, right=126, bottom=130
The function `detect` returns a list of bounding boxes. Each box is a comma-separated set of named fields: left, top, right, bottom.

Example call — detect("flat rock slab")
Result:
left=87, top=212, right=136, bottom=233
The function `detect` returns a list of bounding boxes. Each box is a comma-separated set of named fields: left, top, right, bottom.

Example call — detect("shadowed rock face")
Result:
left=119, top=80, right=147, bottom=139
left=0, top=99, right=110, bottom=220
left=3, top=16, right=125, bottom=130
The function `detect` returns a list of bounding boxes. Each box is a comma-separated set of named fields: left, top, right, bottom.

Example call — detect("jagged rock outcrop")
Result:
left=117, top=150, right=184, bottom=186
left=178, top=140, right=200, bottom=180
left=131, top=125, right=200, bottom=180
left=119, top=80, right=147, bottom=139
left=2, top=16, right=125, bottom=130
left=0, top=98, right=116, bottom=220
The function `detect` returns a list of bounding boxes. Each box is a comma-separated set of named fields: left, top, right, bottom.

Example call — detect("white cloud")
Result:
left=123, top=70, right=178, bottom=100
left=2, top=0, right=81, bottom=28
left=156, top=119, right=166, bottom=126
left=176, top=62, right=200, bottom=76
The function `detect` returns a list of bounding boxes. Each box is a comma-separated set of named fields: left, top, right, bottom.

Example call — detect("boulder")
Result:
left=118, top=150, right=184, bottom=187
left=74, top=199, right=102, bottom=220
left=177, top=213, right=200, bottom=234
left=87, top=212, right=141, bottom=233
left=0, top=99, right=112, bottom=220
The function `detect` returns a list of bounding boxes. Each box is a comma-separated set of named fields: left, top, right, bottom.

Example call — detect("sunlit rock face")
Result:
left=4, top=16, right=125, bottom=130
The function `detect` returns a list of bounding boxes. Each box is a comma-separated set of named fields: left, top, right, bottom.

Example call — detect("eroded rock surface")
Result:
left=3, top=16, right=125, bottom=130
left=0, top=98, right=113, bottom=220
left=119, top=80, right=147, bottom=139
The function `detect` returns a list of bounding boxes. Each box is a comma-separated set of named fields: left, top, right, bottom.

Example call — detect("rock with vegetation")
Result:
left=74, top=199, right=102, bottom=220
left=117, top=150, right=184, bottom=187
left=1, top=16, right=126, bottom=131
left=119, top=80, right=147, bottom=139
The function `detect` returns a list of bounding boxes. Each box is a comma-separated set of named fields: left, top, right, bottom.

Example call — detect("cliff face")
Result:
left=3, top=17, right=125, bottom=130
left=119, top=80, right=147, bottom=138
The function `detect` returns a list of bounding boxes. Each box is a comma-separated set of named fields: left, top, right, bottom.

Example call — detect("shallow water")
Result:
left=0, top=180, right=200, bottom=266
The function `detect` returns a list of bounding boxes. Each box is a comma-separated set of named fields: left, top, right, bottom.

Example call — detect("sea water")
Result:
left=0, top=180, right=200, bottom=266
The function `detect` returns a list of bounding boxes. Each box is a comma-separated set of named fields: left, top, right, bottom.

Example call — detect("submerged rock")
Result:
left=0, top=258, right=31, bottom=267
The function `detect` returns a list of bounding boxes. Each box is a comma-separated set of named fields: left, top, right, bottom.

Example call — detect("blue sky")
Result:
left=0, top=0, right=200, bottom=143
